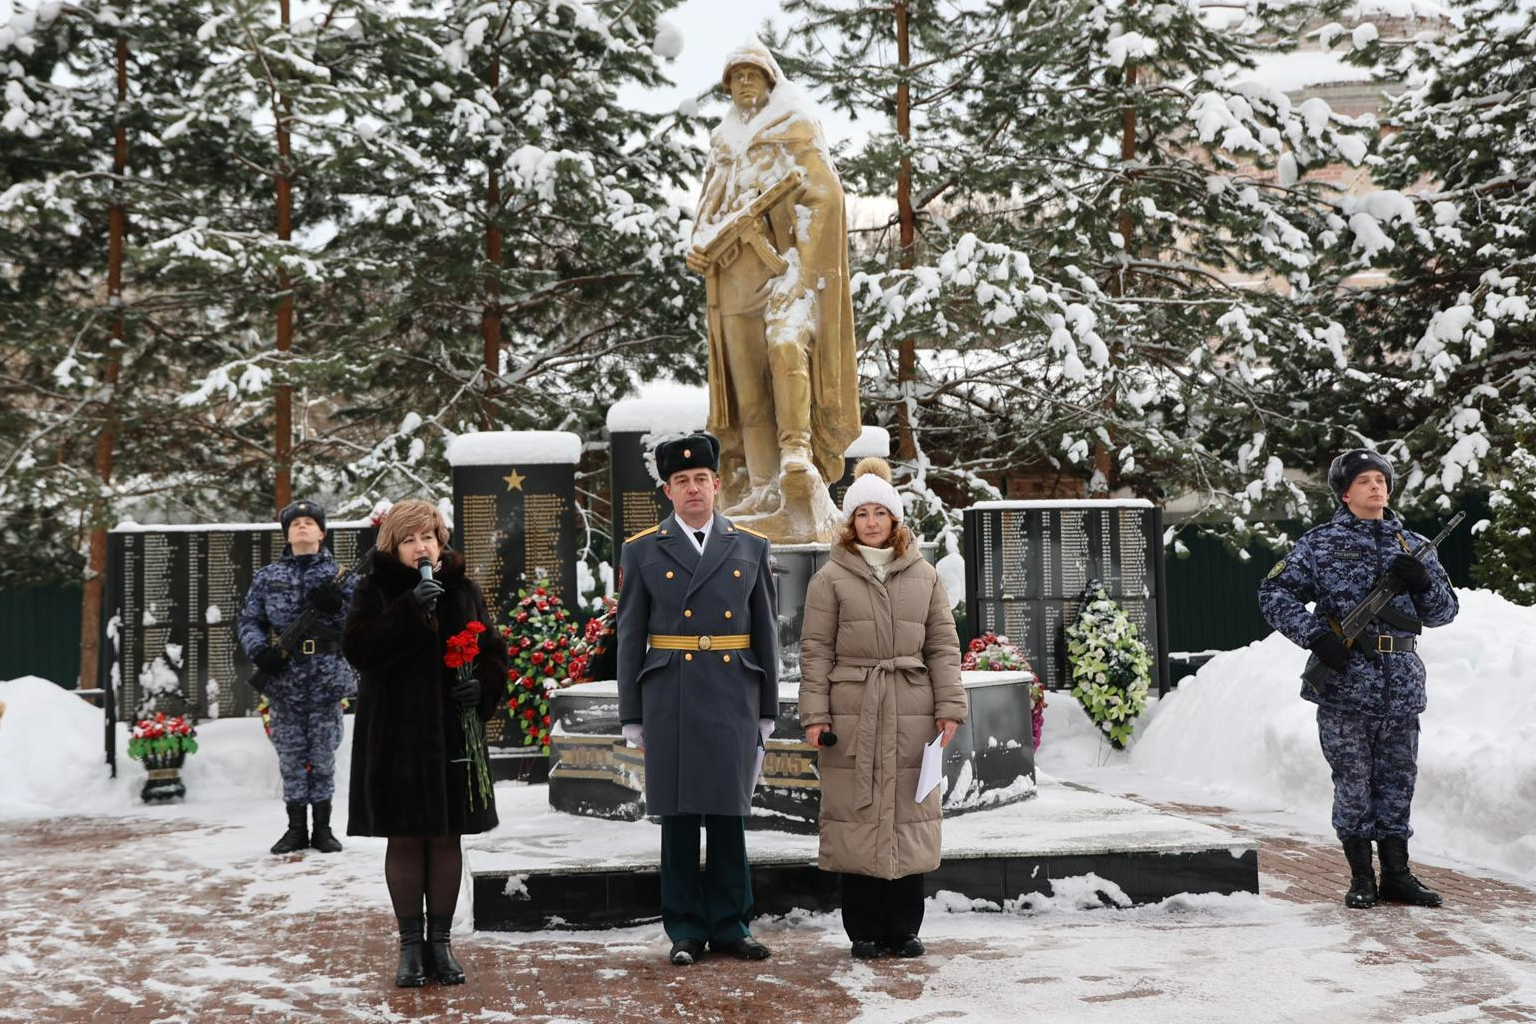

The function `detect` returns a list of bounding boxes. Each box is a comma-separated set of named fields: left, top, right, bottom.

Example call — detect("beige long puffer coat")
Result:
left=798, top=542, right=967, bottom=879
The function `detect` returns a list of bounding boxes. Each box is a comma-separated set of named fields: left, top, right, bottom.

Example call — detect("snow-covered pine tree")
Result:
left=1472, top=441, right=1536, bottom=604
left=1319, top=1, right=1534, bottom=515
left=776, top=0, right=1371, bottom=545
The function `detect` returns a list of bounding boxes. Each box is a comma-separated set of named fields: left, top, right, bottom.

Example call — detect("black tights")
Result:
left=385, top=836, right=463, bottom=921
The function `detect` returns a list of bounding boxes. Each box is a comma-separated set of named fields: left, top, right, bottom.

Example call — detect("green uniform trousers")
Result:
left=660, top=814, right=754, bottom=945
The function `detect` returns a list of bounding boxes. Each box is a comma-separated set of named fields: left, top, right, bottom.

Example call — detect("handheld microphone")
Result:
left=819, top=730, right=838, bottom=748
left=416, top=557, right=438, bottom=612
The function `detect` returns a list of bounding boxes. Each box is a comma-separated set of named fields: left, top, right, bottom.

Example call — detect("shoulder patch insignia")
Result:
left=625, top=524, right=661, bottom=544
left=733, top=523, right=770, bottom=541
left=1266, top=560, right=1286, bottom=580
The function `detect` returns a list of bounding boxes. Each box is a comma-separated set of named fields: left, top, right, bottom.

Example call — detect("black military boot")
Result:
left=394, top=916, right=428, bottom=988
left=1377, top=836, right=1443, bottom=907
left=1341, top=837, right=1379, bottom=909
left=270, top=802, right=308, bottom=855
left=426, top=914, right=466, bottom=985
left=309, top=800, right=342, bottom=853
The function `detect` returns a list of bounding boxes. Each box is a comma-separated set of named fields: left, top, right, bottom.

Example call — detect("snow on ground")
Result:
left=1037, top=587, right=1536, bottom=882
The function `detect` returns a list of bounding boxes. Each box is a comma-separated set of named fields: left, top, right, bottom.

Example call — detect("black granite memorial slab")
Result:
left=962, top=500, right=1172, bottom=695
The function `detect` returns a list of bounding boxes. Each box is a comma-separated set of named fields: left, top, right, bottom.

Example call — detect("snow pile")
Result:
left=844, top=425, right=891, bottom=459
left=605, top=381, right=708, bottom=433
left=444, top=430, right=582, bottom=466
left=1125, top=588, right=1536, bottom=879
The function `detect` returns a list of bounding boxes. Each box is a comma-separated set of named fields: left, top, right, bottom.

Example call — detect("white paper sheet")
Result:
left=915, top=732, right=945, bottom=802
left=753, top=740, right=766, bottom=787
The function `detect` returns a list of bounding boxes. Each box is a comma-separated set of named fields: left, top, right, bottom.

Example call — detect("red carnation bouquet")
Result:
left=500, top=580, right=584, bottom=755
left=444, top=620, right=494, bottom=812
left=127, top=712, right=198, bottom=763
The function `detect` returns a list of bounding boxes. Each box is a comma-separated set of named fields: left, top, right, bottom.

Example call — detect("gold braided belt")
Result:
left=648, top=633, right=751, bottom=652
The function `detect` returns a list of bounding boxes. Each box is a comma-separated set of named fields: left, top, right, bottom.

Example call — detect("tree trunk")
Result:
left=79, top=36, right=131, bottom=693
left=481, top=53, right=503, bottom=429
left=274, top=0, right=293, bottom=512
left=894, top=0, right=918, bottom=460
left=1093, top=60, right=1138, bottom=497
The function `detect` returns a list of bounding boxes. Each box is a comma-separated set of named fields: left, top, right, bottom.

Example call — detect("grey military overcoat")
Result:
left=617, top=512, right=779, bottom=817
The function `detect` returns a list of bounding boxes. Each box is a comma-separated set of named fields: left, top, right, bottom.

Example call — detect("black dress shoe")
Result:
left=670, top=938, right=706, bottom=965
left=885, top=936, right=925, bottom=958
left=713, top=936, right=772, bottom=960
left=850, top=940, right=883, bottom=959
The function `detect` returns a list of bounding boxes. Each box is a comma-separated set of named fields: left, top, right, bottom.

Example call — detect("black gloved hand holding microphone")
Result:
left=412, top=557, right=443, bottom=612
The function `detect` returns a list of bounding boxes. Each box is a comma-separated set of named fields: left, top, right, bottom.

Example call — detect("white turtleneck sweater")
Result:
left=856, top=543, right=896, bottom=583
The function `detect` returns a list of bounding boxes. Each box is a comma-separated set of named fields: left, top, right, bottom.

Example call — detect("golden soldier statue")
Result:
left=686, top=39, right=861, bottom=543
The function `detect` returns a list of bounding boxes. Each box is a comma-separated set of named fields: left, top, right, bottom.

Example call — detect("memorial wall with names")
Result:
left=104, top=523, right=376, bottom=725
left=963, top=501, right=1171, bottom=695
left=451, top=463, right=578, bottom=617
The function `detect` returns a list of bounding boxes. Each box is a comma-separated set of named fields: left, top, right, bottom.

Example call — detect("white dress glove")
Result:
left=622, top=723, right=644, bottom=748
left=759, top=719, right=775, bottom=745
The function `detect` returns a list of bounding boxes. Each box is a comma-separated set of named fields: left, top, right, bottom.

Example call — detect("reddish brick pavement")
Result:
left=3, top=807, right=1534, bottom=1024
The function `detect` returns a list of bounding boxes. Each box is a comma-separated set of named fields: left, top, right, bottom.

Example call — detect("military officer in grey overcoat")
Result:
left=617, top=433, right=779, bottom=966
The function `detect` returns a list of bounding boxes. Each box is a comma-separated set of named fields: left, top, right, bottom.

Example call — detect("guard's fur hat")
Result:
left=279, top=499, right=326, bottom=537
left=1328, top=449, right=1394, bottom=499
left=841, top=457, right=903, bottom=522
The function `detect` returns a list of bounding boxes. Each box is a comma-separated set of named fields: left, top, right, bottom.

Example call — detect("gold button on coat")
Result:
left=723, top=655, right=732, bottom=664
left=733, top=569, right=742, bottom=577
left=724, top=610, right=733, bottom=619
left=684, top=609, right=692, bottom=618
left=665, top=570, right=675, bottom=579
left=684, top=653, right=693, bottom=661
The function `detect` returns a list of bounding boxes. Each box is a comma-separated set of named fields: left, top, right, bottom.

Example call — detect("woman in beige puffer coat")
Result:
left=798, top=457, right=967, bottom=959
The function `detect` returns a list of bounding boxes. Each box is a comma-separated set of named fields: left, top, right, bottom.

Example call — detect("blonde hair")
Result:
left=376, top=498, right=449, bottom=555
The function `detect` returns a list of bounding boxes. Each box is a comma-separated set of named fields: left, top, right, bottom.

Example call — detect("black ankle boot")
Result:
left=270, top=802, right=308, bottom=855
left=309, top=800, right=342, bottom=853
left=1377, top=836, right=1442, bottom=907
left=395, top=916, right=428, bottom=987
left=426, top=914, right=465, bottom=985
left=1341, top=837, right=1379, bottom=909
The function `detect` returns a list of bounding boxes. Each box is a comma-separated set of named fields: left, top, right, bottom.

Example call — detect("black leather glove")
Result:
left=1309, top=631, right=1351, bottom=671
left=253, top=646, right=287, bottom=676
left=411, top=577, right=444, bottom=611
left=450, top=674, right=481, bottom=707
left=309, top=579, right=346, bottom=614
left=1388, top=553, right=1433, bottom=594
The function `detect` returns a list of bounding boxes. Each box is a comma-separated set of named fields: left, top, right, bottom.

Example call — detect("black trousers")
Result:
left=841, top=872, right=925, bottom=943
left=660, top=814, right=753, bottom=945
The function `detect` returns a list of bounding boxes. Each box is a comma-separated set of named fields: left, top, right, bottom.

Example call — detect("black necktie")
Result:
left=694, top=530, right=706, bottom=547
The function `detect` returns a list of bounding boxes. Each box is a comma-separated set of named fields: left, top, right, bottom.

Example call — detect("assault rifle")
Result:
left=246, top=546, right=373, bottom=695
left=693, top=166, right=805, bottom=278
left=1300, top=511, right=1464, bottom=694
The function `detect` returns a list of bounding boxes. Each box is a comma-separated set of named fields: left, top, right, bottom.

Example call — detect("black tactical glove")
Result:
left=450, top=674, right=481, bottom=707
left=1388, top=553, right=1433, bottom=594
left=411, top=577, right=444, bottom=611
left=253, top=646, right=287, bottom=676
left=1309, top=631, right=1351, bottom=671
left=309, top=578, right=346, bottom=614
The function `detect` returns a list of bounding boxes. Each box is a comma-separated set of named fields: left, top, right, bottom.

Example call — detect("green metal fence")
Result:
left=0, top=585, right=82, bottom=687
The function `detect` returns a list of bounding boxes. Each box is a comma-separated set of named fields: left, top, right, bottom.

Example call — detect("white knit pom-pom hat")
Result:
left=841, top=457, right=903, bottom=521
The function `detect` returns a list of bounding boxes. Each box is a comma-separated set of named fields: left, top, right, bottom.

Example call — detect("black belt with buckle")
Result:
left=297, top=638, right=342, bottom=656
left=1370, top=634, right=1418, bottom=654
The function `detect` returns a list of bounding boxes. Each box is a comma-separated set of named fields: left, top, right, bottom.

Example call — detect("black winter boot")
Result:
left=1377, top=836, right=1442, bottom=907
left=426, top=914, right=466, bottom=985
left=394, top=916, right=428, bottom=987
left=1341, top=837, right=1379, bottom=909
left=309, top=800, right=342, bottom=853
left=270, top=802, right=308, bottom=855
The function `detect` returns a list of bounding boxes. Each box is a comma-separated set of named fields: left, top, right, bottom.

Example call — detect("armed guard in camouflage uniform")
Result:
left=617, top=433, right=780, bottom=967
left=237, top=500, right=359, bottom=855
left=1259, top=450, right=1458, bottom=909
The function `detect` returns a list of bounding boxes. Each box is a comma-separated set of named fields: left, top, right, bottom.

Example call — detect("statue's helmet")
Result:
left=720, top=37, right=782, bottom=92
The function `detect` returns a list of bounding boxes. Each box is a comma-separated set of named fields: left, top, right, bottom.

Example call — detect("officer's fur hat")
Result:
left=655, top=433, right=721, bottom=484
left=279, top=499, right=327, bottom=537
left=1328, top=449, right=1394, bottom=499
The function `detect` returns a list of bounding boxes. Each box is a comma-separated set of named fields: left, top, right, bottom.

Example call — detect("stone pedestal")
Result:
left=546, top=671, right=1035, bottom=828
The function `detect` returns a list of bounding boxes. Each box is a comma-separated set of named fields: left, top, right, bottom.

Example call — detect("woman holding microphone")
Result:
left=343, top=499, right=508, bottom=987
left=798, top=458, right=967, bottom=959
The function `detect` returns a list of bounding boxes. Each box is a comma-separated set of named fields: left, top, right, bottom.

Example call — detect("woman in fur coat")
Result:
left=344, top=499, right=507, bottom=988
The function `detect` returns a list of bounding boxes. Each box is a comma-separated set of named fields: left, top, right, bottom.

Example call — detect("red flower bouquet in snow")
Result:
left=127, top=712, right=198, bottom=762
left=444, top=621, right=493, bottom=812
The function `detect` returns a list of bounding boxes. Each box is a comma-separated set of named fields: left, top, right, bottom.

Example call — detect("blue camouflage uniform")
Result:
left=237, top=548, right=359, bottom=804
left=1258, top=505, right=1458, bottom=839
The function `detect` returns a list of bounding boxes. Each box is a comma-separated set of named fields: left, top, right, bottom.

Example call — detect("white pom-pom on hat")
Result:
left=841, top=456, right=903, bottom=522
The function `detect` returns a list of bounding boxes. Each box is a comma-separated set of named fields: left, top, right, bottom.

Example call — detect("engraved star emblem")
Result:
left=502, top=468, right=525, bottom=491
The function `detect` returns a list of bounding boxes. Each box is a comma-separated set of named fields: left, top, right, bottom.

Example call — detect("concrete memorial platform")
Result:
left=467, top=775, right=1258, bottom=931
